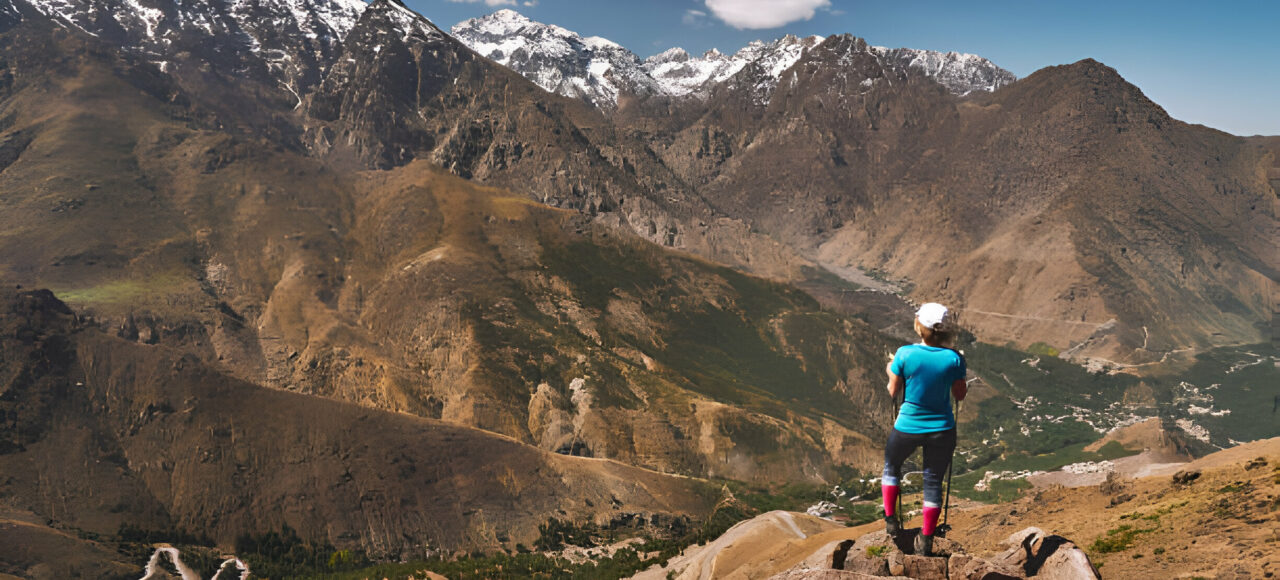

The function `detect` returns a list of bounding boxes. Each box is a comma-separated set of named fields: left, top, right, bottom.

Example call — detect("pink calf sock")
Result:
left=921, top=506, right=941, bottom=536
left=882, top=485, right=899, bottom=517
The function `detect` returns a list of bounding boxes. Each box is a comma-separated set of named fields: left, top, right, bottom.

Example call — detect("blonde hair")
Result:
left=914, top=318, right=955, bottom=348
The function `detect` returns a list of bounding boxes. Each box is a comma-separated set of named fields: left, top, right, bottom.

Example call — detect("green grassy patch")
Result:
left=1090, top=524, right=1153, bottom=554
left=1026, top=342, right=1060, bottom=357
left=1216, top=481, right=1250, bottom=494
left=719, top=468, right=884, bottom=526
left=952, top=474, right=1032, bottom=504
left=51, top=271, right=193, bottom=306
left=953, top=441, right=1137, bottom=503
left=1119, top=501, right=1186, bottom=523
left=1156, top=343, right=1280, bottom=446
left=1090, top=499, right=1188, bottom=556
left=798, top=265, right=862, bottom=292
left=538, top=239, right=664, bottom=311
left=966, top=342, right=1137, bottom=406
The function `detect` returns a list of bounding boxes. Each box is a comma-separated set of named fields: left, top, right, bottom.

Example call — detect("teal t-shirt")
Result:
left=890, top=344, right=966, bottom=433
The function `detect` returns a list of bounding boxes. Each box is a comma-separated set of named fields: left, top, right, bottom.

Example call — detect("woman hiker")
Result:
left=881, top=302, right=967, bottom=556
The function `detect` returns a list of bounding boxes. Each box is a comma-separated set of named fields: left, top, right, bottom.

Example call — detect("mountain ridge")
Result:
left=452, top=9, right=1017, bottom=109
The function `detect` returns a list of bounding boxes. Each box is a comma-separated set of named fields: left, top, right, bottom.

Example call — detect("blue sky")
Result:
left=406, top=0, right=1280, bottom=136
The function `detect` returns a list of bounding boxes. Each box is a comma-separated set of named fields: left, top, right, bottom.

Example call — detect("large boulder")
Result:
left=994, top=527, right=1101, bottom=580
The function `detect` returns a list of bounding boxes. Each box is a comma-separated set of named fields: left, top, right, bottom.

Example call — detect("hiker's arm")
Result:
left=886, top=363, right=904, bottom=399
left=951, top=379, right=967, bottom=401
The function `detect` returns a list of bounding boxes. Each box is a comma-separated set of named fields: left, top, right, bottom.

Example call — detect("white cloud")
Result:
left=704, top=0, right=831, bottom=29
left=446, top=0, right=519, bottom=7
left=682, top=9, right=709, bottom=27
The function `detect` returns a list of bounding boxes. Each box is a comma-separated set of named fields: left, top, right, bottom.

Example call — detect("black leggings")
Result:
left=882, top=427, right=956, bottom=507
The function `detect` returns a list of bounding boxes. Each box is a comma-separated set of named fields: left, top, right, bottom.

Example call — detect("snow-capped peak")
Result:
left=451, top=9, right=660, bottom=110
left=367, top=0, right=443, bottom=43
left=467, top=7, right=532, bottom=35
left=646, top=47, right=690, bottom=65
left=583, top=35, right=621, bottom=50
left=646, top=34, right=823, bottom=101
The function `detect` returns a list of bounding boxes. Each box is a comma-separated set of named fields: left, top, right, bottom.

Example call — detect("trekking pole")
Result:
left=938, top=399, right=960, bottom=537
left=893, top=387, right=904, bottom=521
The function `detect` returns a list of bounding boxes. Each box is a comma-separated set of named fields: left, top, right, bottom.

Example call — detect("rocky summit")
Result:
left=633, top=440, right=1279, bottom=579
left=633, top=511, right=1101, bottom=580
left=786, top=527, right=1100, bottom=580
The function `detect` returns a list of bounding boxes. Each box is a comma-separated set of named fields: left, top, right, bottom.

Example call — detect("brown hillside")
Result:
left=0, top=18, right=896, bottom=486
left=0, top=288, right=718, bottom=575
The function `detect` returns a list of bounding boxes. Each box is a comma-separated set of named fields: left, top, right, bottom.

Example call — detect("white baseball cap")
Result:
left=916, top=302, right=948, bottom=330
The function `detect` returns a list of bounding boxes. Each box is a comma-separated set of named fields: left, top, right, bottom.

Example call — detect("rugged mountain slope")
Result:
left=619, top=34, right=1275, bottom=359
left=11, top=0, right=1256, bottom=362
left=0, top=16, right=895, bottom=488
left=1, top=0, right=370, bottom=148
left=305, top=0, right=815, bottom=279
left=20, top=0, right=364, bottom=91
left=444, top=9, right=1275, bottom=360
left=0, top=289, right=719, bottom=572
left=817, top=59, right=1275, bottom=357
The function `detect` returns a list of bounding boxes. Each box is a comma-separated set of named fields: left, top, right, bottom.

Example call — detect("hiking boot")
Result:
left=914, top=533, right=934, bottom=557
left=883, top=514, right=901, bottom=537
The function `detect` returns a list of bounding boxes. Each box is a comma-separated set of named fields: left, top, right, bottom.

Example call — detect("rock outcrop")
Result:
left=637, top=511, right=1100, bottom=580
left=780, top=527, right=1100, bottom=580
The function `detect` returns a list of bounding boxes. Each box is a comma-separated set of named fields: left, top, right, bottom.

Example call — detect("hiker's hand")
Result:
left=886, top=370, right=904, bottom=398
